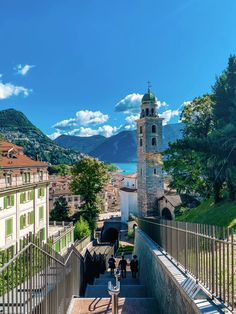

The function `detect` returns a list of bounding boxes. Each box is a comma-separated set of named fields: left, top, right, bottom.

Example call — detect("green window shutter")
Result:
left=20, top=215, right=24, bottom=229
left=5, top=218, right=13, bottom=236
left=4, top=196, right=8, bottom=209
left=30, top=190, right=34, bottom=201
left=42, top=188, right=45, bottom=197
left=30, top=211, right=34, bottom=224
left=11, top=195, right=14, bottom=206
left=20, top=193, right=25, bottom=204
left=39, top=206, right=44, bottom=220
left=38, top=188, right=40, bottom=198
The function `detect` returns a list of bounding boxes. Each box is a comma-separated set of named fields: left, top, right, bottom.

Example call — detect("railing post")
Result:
left=185, top=222, right=188, bottom=272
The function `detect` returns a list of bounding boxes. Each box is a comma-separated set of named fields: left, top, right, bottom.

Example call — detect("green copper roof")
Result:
left=142, top=88, right=156, bottom=102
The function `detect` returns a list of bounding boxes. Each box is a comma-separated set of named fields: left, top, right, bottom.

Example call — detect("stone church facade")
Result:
left=136, top=87, right=164, bottom=217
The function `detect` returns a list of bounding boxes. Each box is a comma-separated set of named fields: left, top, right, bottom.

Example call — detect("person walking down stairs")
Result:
left=130, top=255, right=139, bottom=278
left=119, top=255, right=128, bottom=278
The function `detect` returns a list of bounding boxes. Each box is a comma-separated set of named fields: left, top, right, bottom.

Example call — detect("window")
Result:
left=20, top=214, right=26, bottom=230
left=146, top=108, right=149, bottom=116
left=152, top=125, right=156, bottom=133
left=5, top=218, right=13, bottom=238
left=140, top=126, right=143, bottom=134
left=140, top=138, right=143, bottom=147
left=74, top=197, right=78, bottom=202
left=3, top=195, right=15, bottom=209
left=154, top=169, right=157, bottom=175
left=141, top=109, right=145, bottom=117
left=22, top=172, right=31, bottom=184
left=5, top=174, right=12, bottom=186
left=151, top=108, right=154, bottom=115
left=39, top=171, right=44, bottom=181
left=39, top=206, right=44, bottom=221
left=152, top=138, right=156, bottom=146
left=20, top=191, right=34, bottom=204
left=38, top=187, right=45, bottom=198
left=39, top=228, right=45, bottom=241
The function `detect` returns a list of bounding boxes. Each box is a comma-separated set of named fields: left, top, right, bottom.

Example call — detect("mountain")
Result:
left=0, top=109, right=79, bottom=165
left=54, top=123, right=184, bottom=163
left=55, top=134, right=106, bottom=153
left=91, top=130, right=137, bottom=162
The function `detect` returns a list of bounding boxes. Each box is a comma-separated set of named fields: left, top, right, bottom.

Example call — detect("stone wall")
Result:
left=134, top=228, right=222, bottom=314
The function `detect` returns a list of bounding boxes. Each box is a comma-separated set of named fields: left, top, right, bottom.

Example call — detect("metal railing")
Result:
left=138, top=218, right=236, bottom=311
left=0, top=234, right=116, bottom=314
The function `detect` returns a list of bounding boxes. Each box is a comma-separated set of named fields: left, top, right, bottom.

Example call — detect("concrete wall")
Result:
left=134, top=228, right=222, bottom=314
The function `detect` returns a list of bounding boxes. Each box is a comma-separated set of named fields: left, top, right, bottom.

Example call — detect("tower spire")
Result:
left=147, top=81, right=152, bottom=92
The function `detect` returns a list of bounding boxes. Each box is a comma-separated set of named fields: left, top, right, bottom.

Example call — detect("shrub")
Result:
left=74, top=217, right=91, bottom=240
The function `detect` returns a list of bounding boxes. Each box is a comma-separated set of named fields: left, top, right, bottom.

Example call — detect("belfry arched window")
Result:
left=146, top=108, right=149, bottom=116
left=152, top=125, right=156, bottom=133
left=141, top=109, right=144, bottom=117
left=152, top=137, right=156, bottom=146
left=154, top=169, right=157, bottom=174
left=151, top=108, right=154, bottom=115
left=140, top=138, right=143, bottom=147
left=140, top=126, right=143, bottom=134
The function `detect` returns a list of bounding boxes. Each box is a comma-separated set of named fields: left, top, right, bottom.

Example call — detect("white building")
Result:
left=120, top=173, right=138, bottom=223
left=0, top=141, right=49, bottom=250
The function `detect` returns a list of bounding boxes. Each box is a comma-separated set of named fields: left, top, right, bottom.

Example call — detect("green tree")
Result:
left=70, top=156, right=109, bottom=231
left=74, top=217, right=91, bottom=240
left=50, top=196, right=70, bottom=221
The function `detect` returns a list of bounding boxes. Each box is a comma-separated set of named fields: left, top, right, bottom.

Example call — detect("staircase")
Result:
left=69, top=266, right=158, bottom=313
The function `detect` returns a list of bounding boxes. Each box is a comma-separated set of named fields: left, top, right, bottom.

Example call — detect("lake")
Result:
left=113, top=162, right=137, bottom=175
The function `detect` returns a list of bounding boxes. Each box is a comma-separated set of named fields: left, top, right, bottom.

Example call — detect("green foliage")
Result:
left=74, top=217, right=91, bottom=240
left=48, top=164, right=72, bottom=176
left=104, top=163, right=119, bottom=172
left=164, top=55, right=236, bottom=204
left=70, top=156, right=109, bottom=231
left=128, top=229, right=135, bottom=239
left=176, top=198, right=236, bottom=229
left=50, top=196, right=70, bottom=221
left=0, top=109, right=80, bottom=165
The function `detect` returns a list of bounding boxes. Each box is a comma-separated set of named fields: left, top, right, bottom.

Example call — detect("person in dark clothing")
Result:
left=119, top=255, right=127, bottom=278
left=130, top=255, right=138, bottom=278
left=108, top=255, right=116, bottom=275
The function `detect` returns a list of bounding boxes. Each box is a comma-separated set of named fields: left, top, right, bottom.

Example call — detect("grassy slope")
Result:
left=176, top=198, right=236, bottom=229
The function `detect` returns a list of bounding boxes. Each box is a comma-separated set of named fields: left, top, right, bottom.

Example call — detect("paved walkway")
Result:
left=69, top=271, right=158, bottom=313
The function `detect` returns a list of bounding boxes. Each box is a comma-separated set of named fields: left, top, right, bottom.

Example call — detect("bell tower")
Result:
left=136, top=86, right=164, bottom=217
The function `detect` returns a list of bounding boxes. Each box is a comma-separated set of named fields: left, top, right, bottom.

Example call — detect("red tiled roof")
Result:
left=124, top=173, right=137, bottom=178
left=0, top=141, right=23, bottom=152
left=0, top=141, right=47, bottom=168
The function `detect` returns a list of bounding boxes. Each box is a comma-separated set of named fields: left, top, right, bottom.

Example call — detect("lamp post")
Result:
left=108, top=269, right=121, bottom=314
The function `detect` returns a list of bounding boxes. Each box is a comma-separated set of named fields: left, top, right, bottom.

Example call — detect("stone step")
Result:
left=69, top=297, right=159, bottom=314
left=85, top=284, right=147, bottom=298
left=94, top=278, right=140, bottom=285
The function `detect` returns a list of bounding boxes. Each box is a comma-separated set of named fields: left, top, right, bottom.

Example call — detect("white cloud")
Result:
left=76, top=110, right=108, bottom=125
left=53, top=118, right=77, bottom=130
left=48, top=131, right=62, bottom=140
left=0, top=82, right=31, bottom=99
left=15, top=64, right=35, bottom=76
left=68, top=124, right=119, bottom=138
left=125, top=114, right=139, bottom=124
left=160, top=109, right=180, bottom=125
left=53, top=110, right=109, bottom=132
left=115, top=93, right=143, bottom=114
left=115, top=93, right=167, bottom=114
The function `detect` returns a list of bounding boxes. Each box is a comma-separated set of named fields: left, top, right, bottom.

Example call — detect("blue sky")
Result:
left=0, top=0, right=236, bottom=138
